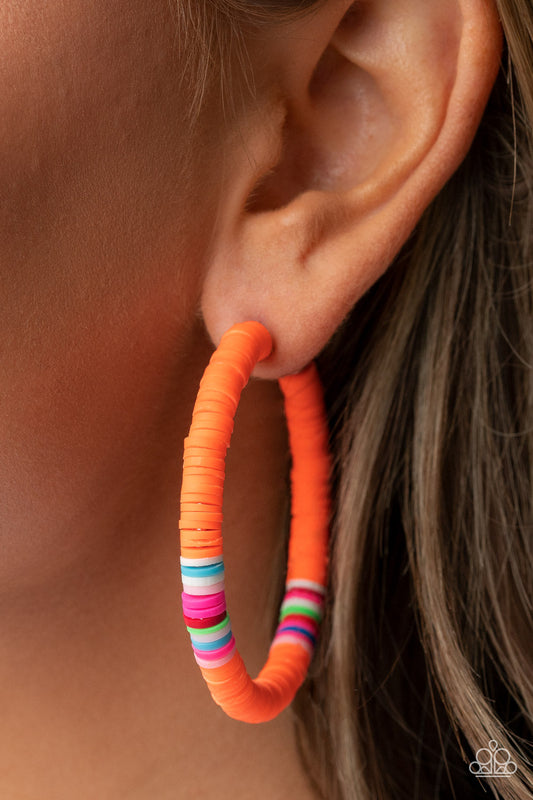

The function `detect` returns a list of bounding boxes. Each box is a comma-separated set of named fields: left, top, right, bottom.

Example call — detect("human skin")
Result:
left=0, top=1, right=316, bottom=798
left=0, top=0, right=502, bottom=796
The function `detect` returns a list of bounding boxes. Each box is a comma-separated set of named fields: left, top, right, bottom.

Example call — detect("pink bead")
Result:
left=284, top=587, right=324, bottom=604
left=194, top=645, right=237, bottom=670
left=181, top=591, right=225, bottom=610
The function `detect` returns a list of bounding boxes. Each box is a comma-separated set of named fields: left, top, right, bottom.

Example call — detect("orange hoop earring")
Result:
left=179, top=322, right=331, bottom=723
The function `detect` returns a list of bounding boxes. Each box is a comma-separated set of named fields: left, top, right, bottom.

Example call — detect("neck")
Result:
left=0, top=320, right=316, bottom=799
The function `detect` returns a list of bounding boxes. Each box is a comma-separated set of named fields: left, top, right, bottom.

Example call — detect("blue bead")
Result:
left=181, top=562, right=224, bottom=578
left=190, top=630, right=233, bottom=651
left=277, top=624, right=316, bottom=645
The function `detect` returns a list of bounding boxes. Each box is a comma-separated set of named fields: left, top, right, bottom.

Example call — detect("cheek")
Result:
left=0, top=293, right=196, bottom=593
left=1, top=1, right=169, bottom=202
left=0, top=2, right=226, bottom=586
left=0, top=0, right=222, bottom=392
left=0, top=0, right=217, bottom=294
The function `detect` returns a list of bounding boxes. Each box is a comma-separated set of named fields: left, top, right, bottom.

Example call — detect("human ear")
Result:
left=200, top=0, right=502, bottom=378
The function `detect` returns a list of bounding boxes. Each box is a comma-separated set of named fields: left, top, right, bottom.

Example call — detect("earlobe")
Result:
left=201, top=0, right=502, bottom=379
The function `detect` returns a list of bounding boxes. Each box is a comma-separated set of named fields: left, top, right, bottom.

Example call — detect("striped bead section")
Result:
left=180, top=556, right=235, bottom=668
left=271, top=581, right=326, bottom=657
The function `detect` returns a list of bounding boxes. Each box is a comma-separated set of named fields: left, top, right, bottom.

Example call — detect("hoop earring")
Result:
left=179, top=321, right=331, bottom=723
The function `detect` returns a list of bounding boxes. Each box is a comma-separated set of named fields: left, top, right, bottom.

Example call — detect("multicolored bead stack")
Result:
left=181, top=557, right=234, bottom=669
left=272, top=580, right=326, bottom=656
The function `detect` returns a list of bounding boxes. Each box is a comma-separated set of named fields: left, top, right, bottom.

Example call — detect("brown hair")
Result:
left=184, top=1, right=533, bottom=797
